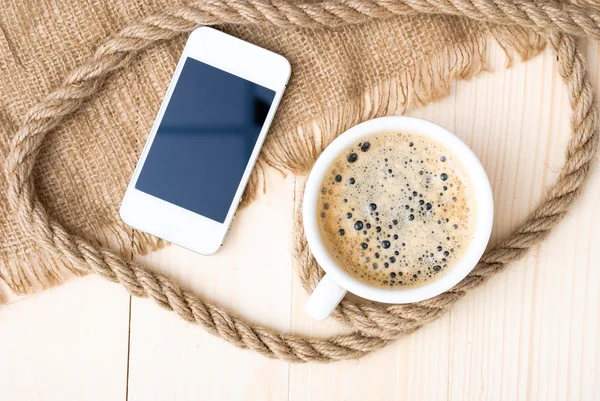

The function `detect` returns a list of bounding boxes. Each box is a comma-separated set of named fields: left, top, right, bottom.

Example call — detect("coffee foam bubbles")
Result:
left=317, top=131, right=475, bottom=289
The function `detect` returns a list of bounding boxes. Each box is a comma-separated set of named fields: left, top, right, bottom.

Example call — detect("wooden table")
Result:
left=1, top=40, right=599, bottom=401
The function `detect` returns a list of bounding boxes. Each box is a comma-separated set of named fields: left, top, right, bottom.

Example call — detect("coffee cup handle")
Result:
left=305, top=274, right=347, bottom=320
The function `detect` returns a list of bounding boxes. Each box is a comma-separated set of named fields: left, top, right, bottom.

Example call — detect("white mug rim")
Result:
left=302, top=116, right=494, bottom=304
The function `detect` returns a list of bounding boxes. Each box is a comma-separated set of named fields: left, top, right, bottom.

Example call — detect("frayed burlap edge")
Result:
left=0, top=25, right=545, bottom=303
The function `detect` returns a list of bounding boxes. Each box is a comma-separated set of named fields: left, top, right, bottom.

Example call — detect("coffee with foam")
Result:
left=316, top=131, right=475, bottom=289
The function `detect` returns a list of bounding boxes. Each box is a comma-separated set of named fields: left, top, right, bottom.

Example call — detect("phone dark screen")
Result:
left=136, top=57, right=276, bottom=223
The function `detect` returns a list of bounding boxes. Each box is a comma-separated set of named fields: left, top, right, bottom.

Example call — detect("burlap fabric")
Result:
left=1, top=0, right=599, bottom=362
left=0, top=0, right=520, bottom=298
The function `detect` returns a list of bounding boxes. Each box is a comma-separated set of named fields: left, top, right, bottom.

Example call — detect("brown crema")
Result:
left=317, top=132, right=475, bottom=288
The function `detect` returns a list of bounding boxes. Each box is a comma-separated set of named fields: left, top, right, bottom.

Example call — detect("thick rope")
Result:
left=4, top=0, right=599, bottom=362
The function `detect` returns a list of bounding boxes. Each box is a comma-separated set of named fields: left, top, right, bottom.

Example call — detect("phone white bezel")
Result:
left=120, top=27, right=290, bottom=255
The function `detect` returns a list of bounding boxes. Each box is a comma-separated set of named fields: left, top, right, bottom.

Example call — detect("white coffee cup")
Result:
left=303, top=116, right=494, bottom=320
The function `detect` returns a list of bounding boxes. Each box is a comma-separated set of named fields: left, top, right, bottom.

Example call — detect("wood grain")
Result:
left=0, top=277, right=130, bottom=400
left=1, top=39, right=599, bottom=400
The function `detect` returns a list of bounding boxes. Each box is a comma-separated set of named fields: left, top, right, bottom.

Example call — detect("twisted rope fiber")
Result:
left=4, top=0, right=599, bottom=362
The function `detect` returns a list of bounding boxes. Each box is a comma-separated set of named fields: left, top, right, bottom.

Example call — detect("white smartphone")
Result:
left=120, top=27, right=290, bottom=255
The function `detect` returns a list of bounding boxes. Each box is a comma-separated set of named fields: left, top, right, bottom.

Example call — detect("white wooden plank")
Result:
left=0, top=276, right=130, bottom=401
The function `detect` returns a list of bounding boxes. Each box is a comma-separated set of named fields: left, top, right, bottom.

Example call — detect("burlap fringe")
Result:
left=262, top=26, right=546, bottom=174
left=0, top=25, right=546, bottom=303
left=0, top=219, right=165, bottom=302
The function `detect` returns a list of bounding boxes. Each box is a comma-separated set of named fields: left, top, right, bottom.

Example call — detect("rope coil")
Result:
left=4, top=0, right=599, bottom=362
